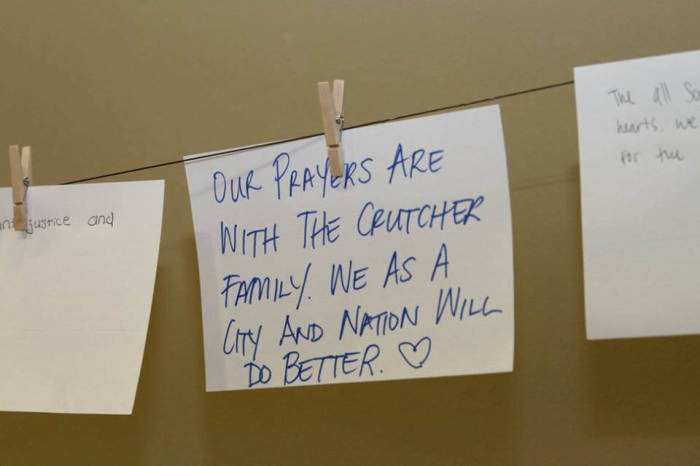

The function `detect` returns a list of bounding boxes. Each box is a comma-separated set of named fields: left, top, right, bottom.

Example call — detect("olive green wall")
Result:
left=1, top=1, right=699, bottom=464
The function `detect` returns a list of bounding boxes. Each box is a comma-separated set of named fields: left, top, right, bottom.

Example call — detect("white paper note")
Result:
left=576, top=50, right=700, bottom=340
left=0, top=180, right=164, bottom=414
left=185, top=106, right=513, bottom=391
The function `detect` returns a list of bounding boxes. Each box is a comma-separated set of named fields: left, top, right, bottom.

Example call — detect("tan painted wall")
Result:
left=1, top=1, right=699, bottom=464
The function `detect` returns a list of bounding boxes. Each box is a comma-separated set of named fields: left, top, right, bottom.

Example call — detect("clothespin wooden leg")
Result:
left=318, top=80, right=345, bottom=177
left=9, top=145, right=32, bottom=232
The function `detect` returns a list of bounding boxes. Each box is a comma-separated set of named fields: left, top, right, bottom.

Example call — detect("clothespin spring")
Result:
left=19, top=175, right=31, bottom=234
left=21, top=176, right=30, bottom=201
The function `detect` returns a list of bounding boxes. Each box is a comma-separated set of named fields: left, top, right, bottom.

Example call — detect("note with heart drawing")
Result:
left=185, top=106, right=514, bottom=391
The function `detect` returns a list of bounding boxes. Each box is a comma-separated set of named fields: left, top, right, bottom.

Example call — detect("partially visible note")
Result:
left=0, top=180, right=164, bottom=414
left=575, top=50, right=700, bottom=339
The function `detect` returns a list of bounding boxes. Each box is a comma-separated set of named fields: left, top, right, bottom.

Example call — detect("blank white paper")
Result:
left=576, top=50, right=700, bottom=339
left=0, top=180, right=164, bottom=414
left=185, top=106, right=514, bottom=392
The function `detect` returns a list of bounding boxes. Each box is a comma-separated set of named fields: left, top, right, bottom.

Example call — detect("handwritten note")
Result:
left=0, top=181, right=164, bottom=414
left=575, top=50, right=700, bottom=339
left=185, top=106, right=513, bottom=391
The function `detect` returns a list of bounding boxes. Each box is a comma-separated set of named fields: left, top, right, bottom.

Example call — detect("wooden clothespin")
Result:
left=9, top=145, right=32, bottom=232
left=318, top=79, right=345, bottom=177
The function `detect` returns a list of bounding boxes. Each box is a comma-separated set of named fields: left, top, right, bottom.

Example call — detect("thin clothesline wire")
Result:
left=63, top=79, right=574, bottom=185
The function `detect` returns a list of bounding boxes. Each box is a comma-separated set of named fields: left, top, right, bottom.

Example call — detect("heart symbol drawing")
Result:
left=398, top=336, right=432, bottom=369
